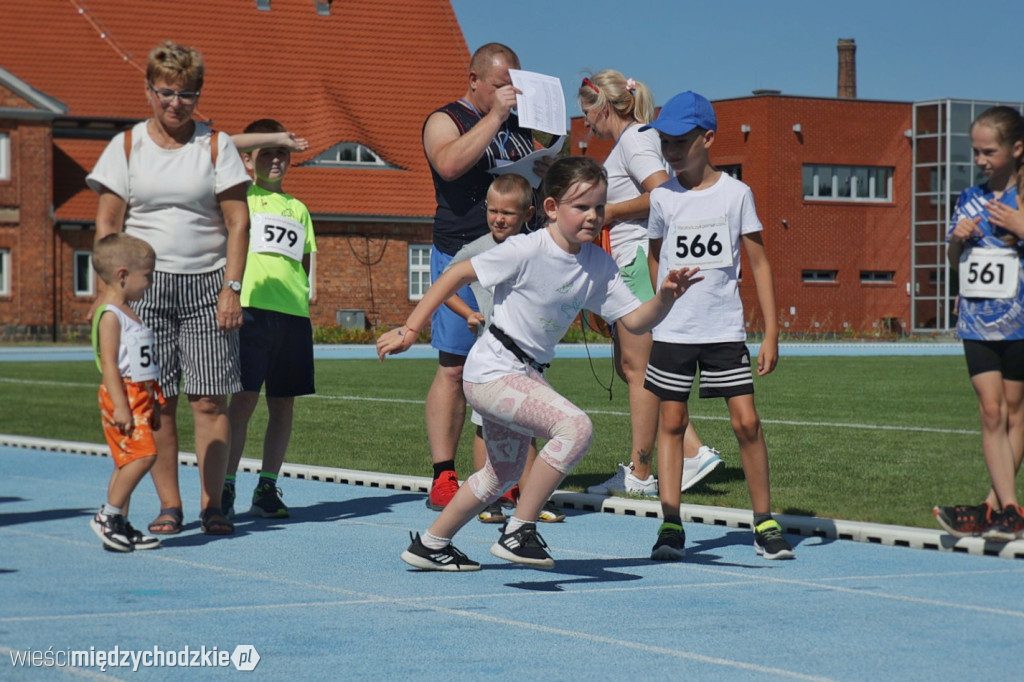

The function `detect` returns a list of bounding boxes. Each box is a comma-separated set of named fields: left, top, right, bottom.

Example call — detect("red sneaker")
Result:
left=499, top=484, right=520, bottom=509
left=426, top=470, right=460, bottom=511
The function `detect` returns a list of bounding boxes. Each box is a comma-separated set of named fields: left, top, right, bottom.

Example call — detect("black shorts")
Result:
left=963, top=339, right=1024, bottom=381
left=644, top=341, right=754, bottom=402
left=238, top=308, right=315, bottom=397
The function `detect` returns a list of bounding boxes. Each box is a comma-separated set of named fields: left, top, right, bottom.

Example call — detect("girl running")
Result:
left=377, top=156, right=701, bottom=570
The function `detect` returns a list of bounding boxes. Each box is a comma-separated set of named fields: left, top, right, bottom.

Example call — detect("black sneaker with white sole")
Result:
left=401, top=532, right=481, bottom=571
left=90, top=511, right=133, bottom=553
left=651, top=522, right=686, bottom=561
left=124, top=520, right=161, bottom=550
left=490, top=522, right=554, bottom=568
left=754, top=519, right=796, bottom=560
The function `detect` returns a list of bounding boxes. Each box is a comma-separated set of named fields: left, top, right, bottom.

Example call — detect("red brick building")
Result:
left=574, top=92, right=914, bottom=336
left=0, top=0, right=469, bottom=340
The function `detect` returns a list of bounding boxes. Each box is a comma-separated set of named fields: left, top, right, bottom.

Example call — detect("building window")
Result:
left=802, top=164, right=892, bottom=202
left=802, top=269, right=837, bottom=282
left=0, top=133, right=9, bottom=181
left=0, top=248, right=9, bottom=295
left=74, top=250, right=94, bottom=296
left=408, top=244, right=431, bottom=300
left=305, top=142, right=396, bottom=169
left=861, top=270, right=895, bottom=283
left=718, top=164, right=742, bottom=181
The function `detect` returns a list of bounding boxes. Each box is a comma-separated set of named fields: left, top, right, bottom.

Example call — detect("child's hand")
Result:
left=987, top=201, right=1024, bottom=238
left=376, top=325, right=416, bottom=361
left=466, top=312, right=485, bottom=333
left=950, top=216, right=983, bottom=242
left=757, top=336, right=779, bottom=376
left=659, top=267, right=704, bottom=300
left=111, top=405, right=133, bottom=435
left=284, top=132, right=309, bottom=152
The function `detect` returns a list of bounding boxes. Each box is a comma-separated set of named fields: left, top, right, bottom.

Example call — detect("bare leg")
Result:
left=226, top=390, right=259, bottom=477
left=190, top=393, right=231, bottom=512
left=726, top=394, right=771, bottom=514
left=260, top=396, right=294, bottom=476
left=657, top=400, right=688, bottom=520
left=614, top=324, right=659, bottom=479
left=972, top=372, right=1019, bottom=509
left=149, top=394, right=182, bottom=512
left=425, top=362, right=467, bottom=466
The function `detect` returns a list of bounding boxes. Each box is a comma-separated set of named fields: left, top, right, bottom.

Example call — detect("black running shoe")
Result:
left=933, top=502, right=991, bottom=538
left=124, top=520, right=161, bottom=550
left=983, top=504, right=1024, bottom=543
left=250, top=480, right=289, bottom=518
left=90, top=510, right=132, bottom=553
left=651, top=522, right=686, bottom=561
left=490, top=522, right=554, bottom=568
left=754, top=519, right=795, bottom=560
left=221, top=481, right=236, bottom=519
left=401, top=532, right=481, bottom=572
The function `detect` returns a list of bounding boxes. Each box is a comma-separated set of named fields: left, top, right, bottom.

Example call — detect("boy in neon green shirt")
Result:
left=225, top=118, right=317, bottom=519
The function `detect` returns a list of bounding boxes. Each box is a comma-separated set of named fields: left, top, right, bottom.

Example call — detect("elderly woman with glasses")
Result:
left=578, top=70, right=723, bottom=499
left=87, top=41, right=252, bottom=538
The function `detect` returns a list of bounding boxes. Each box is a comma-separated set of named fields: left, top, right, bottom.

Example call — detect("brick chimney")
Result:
left=837, top=38, right=856, bottom=99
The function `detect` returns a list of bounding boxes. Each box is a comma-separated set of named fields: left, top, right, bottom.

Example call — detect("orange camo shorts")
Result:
left=98, top=379, right=164, bottom=468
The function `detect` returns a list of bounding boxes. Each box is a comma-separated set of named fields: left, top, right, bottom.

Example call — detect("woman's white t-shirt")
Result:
left=86, top=121, right=251, bottom=274
left=464, top=228, right=640, bottom=383
left=603, top=124, right=671, bottom=268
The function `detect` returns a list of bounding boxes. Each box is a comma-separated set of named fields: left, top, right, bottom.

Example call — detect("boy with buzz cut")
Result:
left=641, top=91, right=794, bottom=561
left=90, top=233, right=165, bottom=552
left=224, top=118, right=317, bottom=519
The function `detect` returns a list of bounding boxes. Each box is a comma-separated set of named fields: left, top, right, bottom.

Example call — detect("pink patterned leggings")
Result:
left=462, top=371, right=593, bottom=504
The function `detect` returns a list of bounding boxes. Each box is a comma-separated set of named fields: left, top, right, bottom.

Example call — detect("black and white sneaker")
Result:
left=490, top=522, right=555, bottom=568
left=651, top=522, right=686, bottom=561
left=401, top=532, right=481, bottom=572
left=90, top=510, right=133, bottom=553
left=754, top=519, right=796, bottom=560
left=125, top=520, right=161, bottom=550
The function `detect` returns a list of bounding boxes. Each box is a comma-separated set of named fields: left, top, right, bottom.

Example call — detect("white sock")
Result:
left=102, top=504, right=123, bottom=517
left=505, top=516, right=528, bottom=534
left=421, top=531, right=450, bottom=550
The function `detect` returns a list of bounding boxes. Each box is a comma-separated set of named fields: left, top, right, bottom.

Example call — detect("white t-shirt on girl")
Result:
left=465, top=228, right=640, bottom=383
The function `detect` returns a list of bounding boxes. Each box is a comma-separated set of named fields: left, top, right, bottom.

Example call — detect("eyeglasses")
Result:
left=581, top=77, right=600, bottom=94
left=148, top=83, right=200, bottom=105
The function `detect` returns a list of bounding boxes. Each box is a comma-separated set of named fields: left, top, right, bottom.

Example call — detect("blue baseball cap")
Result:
left=640, top=91, right=717, bottom=136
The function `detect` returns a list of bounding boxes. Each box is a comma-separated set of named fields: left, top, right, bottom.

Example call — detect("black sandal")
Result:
left=148, top=507, right=184, bottom=535
left=200, top=507, right=234, bottom=536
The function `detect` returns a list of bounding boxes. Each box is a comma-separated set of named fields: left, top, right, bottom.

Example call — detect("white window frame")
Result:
left=74, top=250, right=94, bottom=297
left=803, top=164, right=893, bottom=202
left=408, top=244, right=431, bottom=301
left=0, top=132, right=9, bottom=181
left=0, top=248, right=9, bottom=295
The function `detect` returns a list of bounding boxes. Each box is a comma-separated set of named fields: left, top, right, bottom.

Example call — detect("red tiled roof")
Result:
left=0, top=0, right=470, bottom=221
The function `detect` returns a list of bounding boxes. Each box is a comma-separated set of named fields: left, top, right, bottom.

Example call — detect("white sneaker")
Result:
left=681, top=446, right=724, bottom=492
left=587, top=463, right=658, bottom=496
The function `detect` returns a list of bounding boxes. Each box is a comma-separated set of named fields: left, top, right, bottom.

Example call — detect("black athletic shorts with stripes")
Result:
left=644, top=341, right=755, bottom=402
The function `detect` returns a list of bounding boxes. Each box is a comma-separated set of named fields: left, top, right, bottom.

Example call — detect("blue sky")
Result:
left=449, top=0, right=1016, bottom=115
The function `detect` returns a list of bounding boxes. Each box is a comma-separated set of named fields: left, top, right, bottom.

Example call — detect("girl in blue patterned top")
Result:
left=936, top=106, right=1024, bottom=541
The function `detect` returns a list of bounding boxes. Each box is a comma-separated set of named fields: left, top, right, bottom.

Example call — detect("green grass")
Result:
left=0, top=354, right=1003, bottom=529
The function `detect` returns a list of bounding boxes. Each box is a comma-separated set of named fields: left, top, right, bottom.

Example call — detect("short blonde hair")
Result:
left=578, top=69, right=656, bottom=124
left=487, top=174, right=533, bottom=211
left=92, top=233, right=155, bottom=284
left=146, top=40, right=204, bottom=91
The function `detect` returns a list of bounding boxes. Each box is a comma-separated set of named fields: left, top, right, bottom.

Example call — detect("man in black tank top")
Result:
left=419, top=43, right=548, bottom=510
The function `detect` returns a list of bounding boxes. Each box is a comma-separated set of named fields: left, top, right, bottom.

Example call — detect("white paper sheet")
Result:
left=489, top=136, right=564, bottom=188
left=508, top=69, right=566, bottom=136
